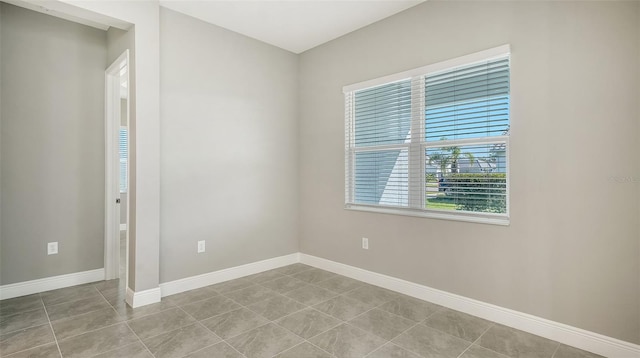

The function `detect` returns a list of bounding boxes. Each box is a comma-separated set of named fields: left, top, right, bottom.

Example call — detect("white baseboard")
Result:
left=159, top=253, right=300, bottom=297
left=0, top=268, right=105, bottom=300
left=126, top=286, right=162, bottom=308
left=300, top=254, right=640, bottom=358
left=120, top=224, right=127, bottom=231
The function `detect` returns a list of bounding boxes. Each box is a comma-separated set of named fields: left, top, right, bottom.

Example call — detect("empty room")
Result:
left=0, top=0, right=639, bottom=357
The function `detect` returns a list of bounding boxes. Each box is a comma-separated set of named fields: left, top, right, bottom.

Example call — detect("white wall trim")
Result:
left=300, top=254, right=640, bottom=358
left=0, top=269, right=105, bottom=300
left=126, top=286, right=161, bottom=308
left=159, top=253, right=300, bottom=297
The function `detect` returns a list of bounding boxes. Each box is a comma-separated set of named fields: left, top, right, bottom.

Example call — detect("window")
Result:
left=344, top=45, right=510, bottom=225
left=119, top=127, right=128, bottom=193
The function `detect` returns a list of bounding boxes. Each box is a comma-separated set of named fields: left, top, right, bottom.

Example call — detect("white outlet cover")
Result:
left=197, top=240, right=206, bottom=253
left=47, top=242, right=58, bottom=255
left=362, top=237, right=369, bottom=250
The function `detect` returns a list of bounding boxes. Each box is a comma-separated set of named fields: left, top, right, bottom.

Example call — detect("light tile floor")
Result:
left=0, top=264, right=606, bottom=358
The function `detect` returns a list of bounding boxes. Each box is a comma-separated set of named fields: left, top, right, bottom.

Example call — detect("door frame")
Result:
left=104, top=50, right=130, bottom=282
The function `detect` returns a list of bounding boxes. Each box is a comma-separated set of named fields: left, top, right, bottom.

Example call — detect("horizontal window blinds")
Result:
left=353, top=80, right=412, bottom=147
left=345, top=48, right=510, bottom=221
left=119, top=127, right=128, bottom=193
left=425, top=57, right=510, bottom=142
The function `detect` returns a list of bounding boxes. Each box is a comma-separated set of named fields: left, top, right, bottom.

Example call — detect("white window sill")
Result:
left=345, top=204, right=510, bottom=226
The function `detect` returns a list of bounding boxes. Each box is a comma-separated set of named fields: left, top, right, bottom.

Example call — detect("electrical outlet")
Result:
left=47, top=242, right=58, bottom=255
left=362, top=237, right=369, bottom=250
left=197, top=240, right=206, bottom=253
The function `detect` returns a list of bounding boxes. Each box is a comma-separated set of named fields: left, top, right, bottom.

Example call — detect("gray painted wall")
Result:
left=0, top=3, right=107, bottom=284
left=159, top=8, right=299, bottom=283
left=298, top=1, right=640, bottom=344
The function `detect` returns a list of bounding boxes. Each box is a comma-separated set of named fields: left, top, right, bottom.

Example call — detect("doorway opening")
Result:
left=105, top=50, right=130, bottom=287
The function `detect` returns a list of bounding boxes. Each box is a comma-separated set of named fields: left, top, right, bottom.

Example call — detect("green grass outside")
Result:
left=426, top=195, right=458, bottom=210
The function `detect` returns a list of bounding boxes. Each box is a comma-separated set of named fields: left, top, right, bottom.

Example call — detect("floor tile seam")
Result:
left=306, top=273, right=367, bottom=291
left=267, top=338, right=334, bottom=358
left=271, top=308, right=344, bottom=342
left=367, top=298, right=445, bottom=327
left=193, top=290, right=316, bottom=354
left=95, top=284, right=122, bottom=312
left=180, top=340, right=244, bottom=358
left=124, top=321, right=157, bottom=358
left=212, top=320, right=273, bottom=341
left=413, top=305, right=448, bottom=328
left=267, top=341, right=300, bottom=358
left=43, top=288, right=109, bottom=314
left=420, top=305, right=447, bottom=322
left=455, top=322, right=496, bottom=358
left=306, top=279, right=361, bottom=297
left=118, top=304, right=180, bottom=322
left=280, top=282, right=341, bottom=303
left=384, top=319, right=462, bottom=358
left=170, top=292, right=222, bottom=309
left=0, top=305, right=48, bottom=320
left=158, top=306, right=213, bottom=337
left=324, top=321, right=395, bottom=358
left=281, top=266, right=316, bottom=277
left=42, top=294, right=105, bottom=311
left=340, top=295, right=397, bottom=325
left=186, top=285, right=286, bottom=333
left=46, top=299, right=120, bottom=327
left=268, top=301, right=331, bottom=326
left=224, top=288, right=313, bottom=324
left=166, top=320, right=227, bottom=353
left=376, top=318, right=422, bottom=347
left=389, top=338, right=431, bottom=358
left=414, top=318, right=490, bottom=349
left=40, top=298, right=64, bottom=358
left=303, top=338, right=345, bottom=358
left=53, top=321, right=129, bottom=345
left=41, top=284, right=106, bottom=308
left=1, top=341, right=60, bottom=358
left=460, top=319, right=561, bottom=358
left=46, top=305, right=114, bottom=324
left=0, top=316, right=52, bottom=337
left=550, top=340, right=562, bottom=358
left=250, top=273, right=288, bottom=285
left=219, top=336, right=252, bottom=357
left=362, top=341, right=395, bottom=358
left=220, top=286, right=281, bottom=307
left=217, top=284, right=261, bottom=296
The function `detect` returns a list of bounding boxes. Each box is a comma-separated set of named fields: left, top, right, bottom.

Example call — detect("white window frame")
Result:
left=344, top=45, right=510, bottom=226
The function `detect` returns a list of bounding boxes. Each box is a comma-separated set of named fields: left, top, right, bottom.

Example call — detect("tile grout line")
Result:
left=362, top=305, right=445, bottom=358
left=40, top=293, right=64, bottom=358
left=41, top=285, right=114, bottom=327
left=124, top=320, right=157, bottom=358
left=550, top=341, right=562, bottom=358
left=183, top=267, right=338, bottom=357
left=3, top=341, right=61, bottom=358
left=36, top=283, right=160, bottom=352
left=362, top=341, right=395, bottom=358
left=455, top=322, right=495, bottom=358
left=361, top=300, right=449, bottom=358
left=247, top=270, right=434, bottom=357
left=172, top=305, right=249, bottom=358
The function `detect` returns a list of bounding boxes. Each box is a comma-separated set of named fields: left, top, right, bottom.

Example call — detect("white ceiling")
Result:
left=159, top=0, right=425, bottom=54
